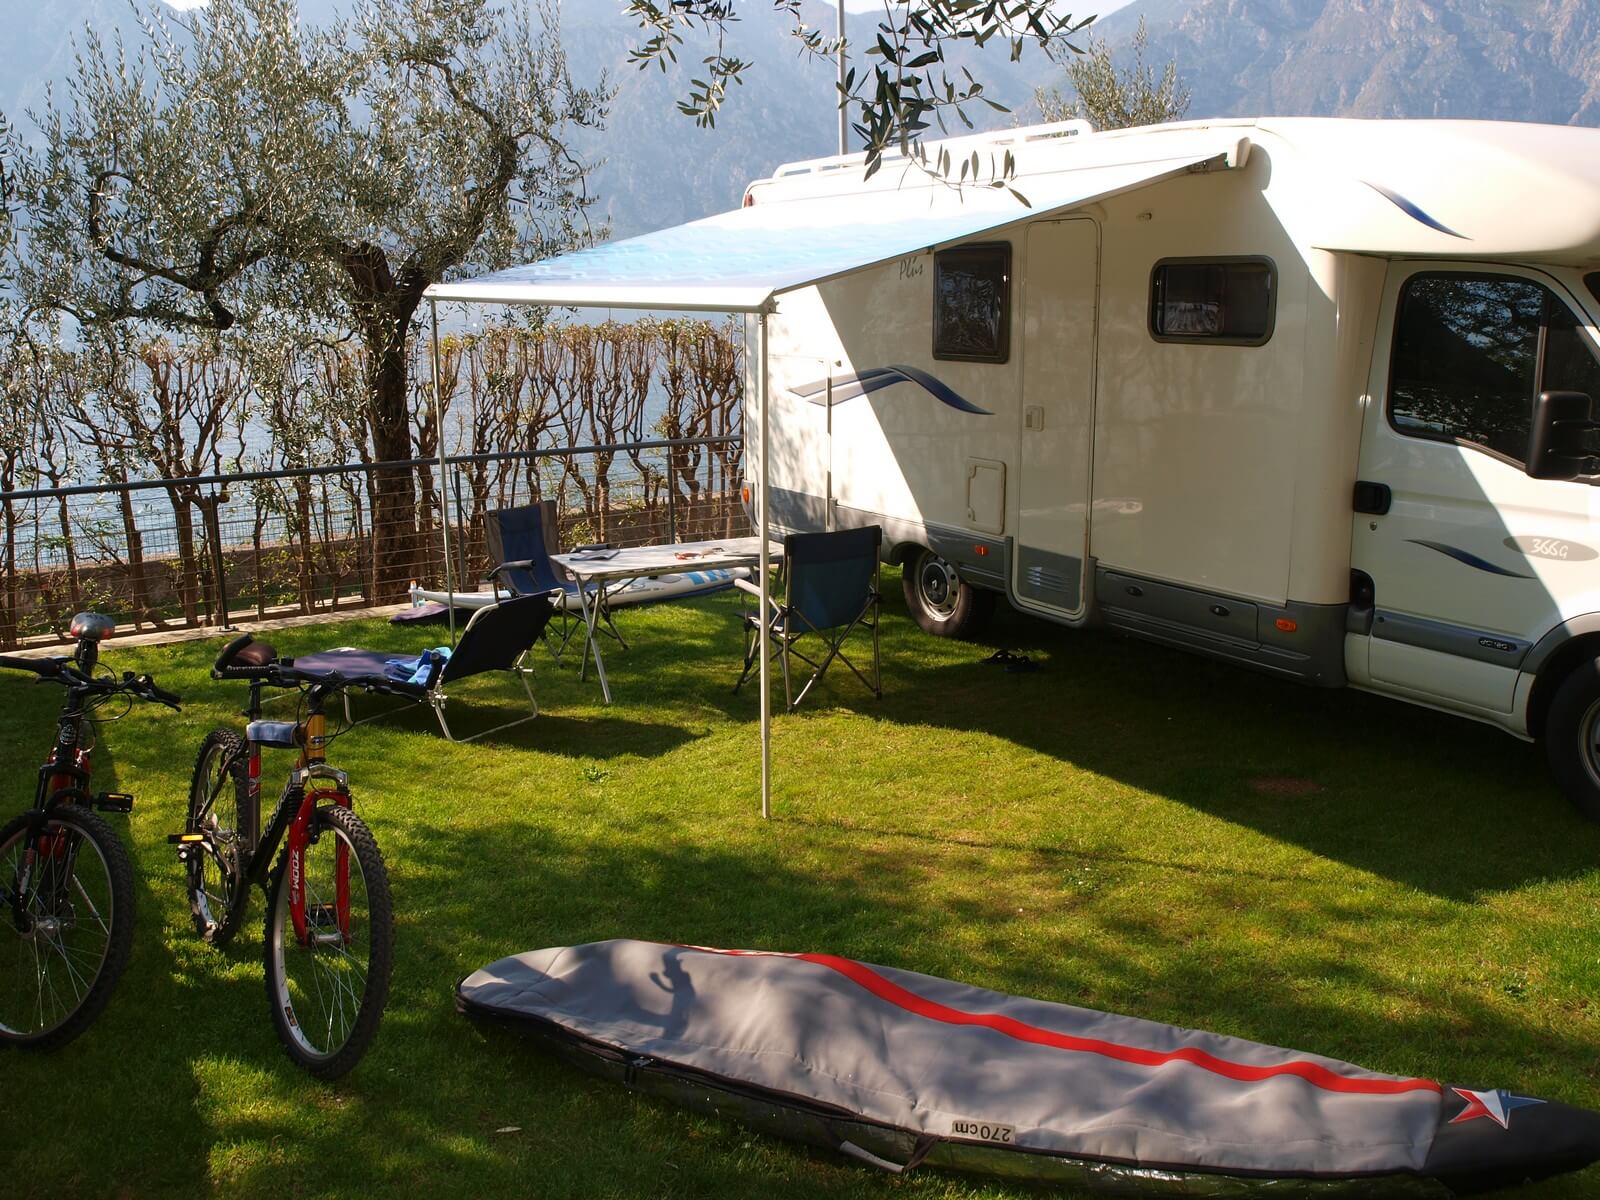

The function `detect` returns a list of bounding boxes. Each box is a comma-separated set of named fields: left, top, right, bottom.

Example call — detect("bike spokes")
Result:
left=0, top=814, right=125, bottom=1044
left=265, top=804, right=392, bottom=1078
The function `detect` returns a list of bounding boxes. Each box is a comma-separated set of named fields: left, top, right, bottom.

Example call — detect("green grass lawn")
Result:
left=4, top=572, right=1599, bottom=1199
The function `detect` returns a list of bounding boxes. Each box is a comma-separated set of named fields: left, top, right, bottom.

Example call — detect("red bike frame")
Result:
left=278, top=707, right=352, bottom=947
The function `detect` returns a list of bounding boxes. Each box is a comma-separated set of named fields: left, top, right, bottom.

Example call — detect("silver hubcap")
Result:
left=916, top=552, right=960, bottom=619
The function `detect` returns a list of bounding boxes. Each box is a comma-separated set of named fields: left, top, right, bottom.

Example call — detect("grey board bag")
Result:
left=457, top=939, right=1600, bottom=1196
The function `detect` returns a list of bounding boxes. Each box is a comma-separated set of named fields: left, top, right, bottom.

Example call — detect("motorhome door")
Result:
left=1350, top=264, right=1600, bottom=713
left=1013, top=218, right=1099, bottom=619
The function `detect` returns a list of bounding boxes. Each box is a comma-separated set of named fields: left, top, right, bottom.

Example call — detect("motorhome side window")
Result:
left=1388, top=273, right=1600, bottom=467
left=1149, top=259, right=1274, bottom=344
left=933, top=244, right=1010, bottom=363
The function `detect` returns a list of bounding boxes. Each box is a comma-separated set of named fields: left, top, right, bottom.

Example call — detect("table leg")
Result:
left=579, top=579, right=612, bottom=705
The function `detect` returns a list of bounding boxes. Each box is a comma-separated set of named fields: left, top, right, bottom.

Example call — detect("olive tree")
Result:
left=627, top=1, right=1092, bottom=180
left=14, top=0, right=607, bottom=597
left=1036, top=18, right=1190, bottom=131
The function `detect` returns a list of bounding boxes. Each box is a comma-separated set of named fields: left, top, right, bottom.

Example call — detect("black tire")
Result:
left=264, top=801, right=393, bottom=1079
left=186, top=730, right=249, bottom=947
left=0, top=805, right=135, bottom=1049
left=1543, top=658, right=1600, bottom=822
left=902, top=546, right=995, bottom=638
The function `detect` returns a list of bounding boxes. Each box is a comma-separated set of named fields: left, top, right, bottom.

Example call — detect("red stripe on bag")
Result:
left=682, top=945, right=1442, bottom=1097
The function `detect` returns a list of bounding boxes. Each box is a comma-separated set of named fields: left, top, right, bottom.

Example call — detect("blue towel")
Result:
left=383, top=646, right=452, bottom=685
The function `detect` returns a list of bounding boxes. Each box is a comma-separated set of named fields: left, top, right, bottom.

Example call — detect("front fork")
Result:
left=10, top=749, right=92, bottom=933
left=285, top=765, right=352, bottom=948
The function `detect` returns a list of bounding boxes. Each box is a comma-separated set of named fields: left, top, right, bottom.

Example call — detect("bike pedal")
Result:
left=167, top=832, right=206, bottom=844
left=94, top=792, right=134, bottom=814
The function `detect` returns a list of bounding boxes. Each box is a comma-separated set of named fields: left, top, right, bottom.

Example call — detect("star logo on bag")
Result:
left=1450, top=1088, right=1546, bottom=1129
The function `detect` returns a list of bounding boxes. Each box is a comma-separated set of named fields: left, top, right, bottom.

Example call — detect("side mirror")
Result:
left=1527, top=391, right=1599, bottom=481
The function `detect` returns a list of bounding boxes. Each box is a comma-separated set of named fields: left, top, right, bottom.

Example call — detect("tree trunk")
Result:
left=55, top=494, right=82, bottom=615
left=252, top=507, right=266, bottom=619
left=362, top=315, right=421, bottom=602
left=1, top=495, right=17, bottom=649
left=293, top=478, right=316, bottom=614
left=166, top=488, right=202, bottom=626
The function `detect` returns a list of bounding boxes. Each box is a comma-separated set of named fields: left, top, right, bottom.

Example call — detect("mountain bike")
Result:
left=0, top=613, right=180, bottom=1049
left=173, top=632, right=394, bottom=1079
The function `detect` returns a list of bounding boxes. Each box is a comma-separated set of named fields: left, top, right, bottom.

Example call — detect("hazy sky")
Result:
left=155, top=0, right=1138, bottom=15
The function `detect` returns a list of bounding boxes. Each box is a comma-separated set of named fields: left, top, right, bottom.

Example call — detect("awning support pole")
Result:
left=757, top=309, right=772, bottom=819
left=430, top=299, right=457, bottom=647
left=837, top=1, right=848, bottom=156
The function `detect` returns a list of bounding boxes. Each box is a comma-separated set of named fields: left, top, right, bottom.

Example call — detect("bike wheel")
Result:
left=0, top=806, right=135, bottom=1049
left=185, top=730, right=249, bottom=947
left=263, top=800, right=392, bottom=1079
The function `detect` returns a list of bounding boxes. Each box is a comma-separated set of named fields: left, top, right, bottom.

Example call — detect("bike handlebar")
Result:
left=0, top=654, right=68, bottom=676
left=0, top=655, right=181, bottom=708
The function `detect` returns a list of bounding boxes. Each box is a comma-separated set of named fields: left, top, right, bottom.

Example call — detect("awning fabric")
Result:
left=425, top=150, right=1236, bottom=313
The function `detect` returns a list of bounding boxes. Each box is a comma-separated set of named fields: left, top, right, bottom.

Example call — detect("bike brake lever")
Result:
left=133, top=674, right=183, bottom=709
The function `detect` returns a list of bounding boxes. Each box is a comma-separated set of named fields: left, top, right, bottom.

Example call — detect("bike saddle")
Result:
left=214, top=634, right=280, bottom=679
left=235, top=640, right=276, bottom=667
left=69, top=613, right=116, bottom=642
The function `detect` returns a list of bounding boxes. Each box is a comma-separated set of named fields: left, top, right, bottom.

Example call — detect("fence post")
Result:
left=205, top=490, right=235, bottom=632
left=665, top=453, right=678, bottom=544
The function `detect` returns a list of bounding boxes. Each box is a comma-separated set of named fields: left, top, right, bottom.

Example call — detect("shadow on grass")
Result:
left=849, top=601, right=1600, bottom=902
left=520, top=584, right=1600, bottom=903
left=0, top=735, right=213, bottom=1198
left=331, top=693, right=699, bottom=760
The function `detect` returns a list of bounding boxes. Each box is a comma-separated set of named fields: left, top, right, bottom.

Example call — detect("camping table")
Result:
left=552, top=536, right=783, bottom=705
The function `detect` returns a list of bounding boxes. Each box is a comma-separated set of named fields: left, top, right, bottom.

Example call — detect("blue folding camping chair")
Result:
left=734, top=526, right=883, bottom=711
left=482, top=502, right=624, bottom=663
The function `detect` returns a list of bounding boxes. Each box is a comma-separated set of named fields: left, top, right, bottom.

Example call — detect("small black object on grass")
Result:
left=984, top=649, right=1041, bottom=674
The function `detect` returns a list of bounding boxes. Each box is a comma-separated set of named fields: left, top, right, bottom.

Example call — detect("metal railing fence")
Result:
left=0, top=435, right=748, bottom=648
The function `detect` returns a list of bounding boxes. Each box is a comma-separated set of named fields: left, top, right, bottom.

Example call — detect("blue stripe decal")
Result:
left=790, top=366, right=992, bottom=415
left=1363, top=182, right=1468, bottom=240
left=1406, top=539, right=1531, bottom=578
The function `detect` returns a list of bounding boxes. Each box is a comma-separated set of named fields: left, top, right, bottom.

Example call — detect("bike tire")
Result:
left=185, top=729, right=250, bottom=948
left=263, top=800, right=393, bottom=1079
left=0, top=805, right=136, bottom=1049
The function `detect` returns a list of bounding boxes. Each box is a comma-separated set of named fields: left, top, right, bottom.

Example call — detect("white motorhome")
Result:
left=740, top=117, right=1600, bottom=818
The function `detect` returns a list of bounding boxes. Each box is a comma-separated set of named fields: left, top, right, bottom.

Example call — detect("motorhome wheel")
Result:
left=1543, top=658, right=1600, bottom=822
left=903, top=548, right=992, bottom=638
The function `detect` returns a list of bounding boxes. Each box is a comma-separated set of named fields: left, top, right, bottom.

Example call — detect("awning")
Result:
left=424, top=148, right=1241, bottom=314
left=423, top=139, right=1244, bottom=818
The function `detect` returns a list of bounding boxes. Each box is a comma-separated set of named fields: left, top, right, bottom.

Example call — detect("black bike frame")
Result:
left=7, top=629, right=166, bottom=940
left=11, top=685, right=97, bottom=932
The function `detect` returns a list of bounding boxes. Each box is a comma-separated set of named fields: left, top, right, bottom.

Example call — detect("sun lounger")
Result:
left=292, top=593, right=555, bottom=742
